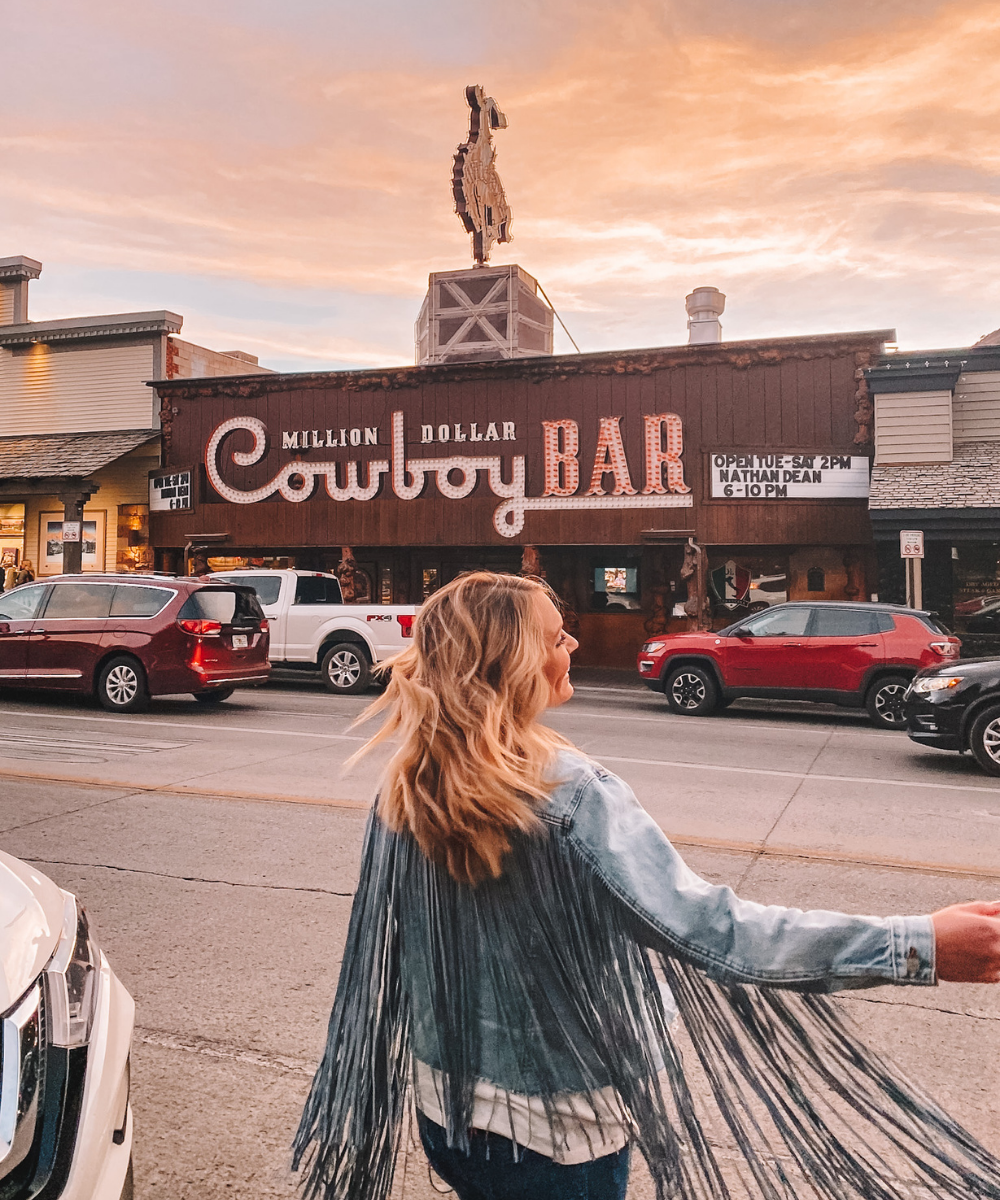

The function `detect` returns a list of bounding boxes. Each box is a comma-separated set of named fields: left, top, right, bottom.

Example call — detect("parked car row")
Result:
left=637, top=601, right=961, bottom=729
left=209, top=569, right=416, bottom=694
left=904, top=658, right=1000, bottom=776
left=0, top=567, right=419, bottom=713
left=0, top=573, right=270, bottom=712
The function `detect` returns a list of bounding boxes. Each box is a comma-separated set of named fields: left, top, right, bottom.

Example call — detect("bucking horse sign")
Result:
left=452, top=85, right=512, bottom=265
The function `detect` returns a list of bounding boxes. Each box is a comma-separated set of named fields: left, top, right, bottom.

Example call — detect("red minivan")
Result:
left=0, top=574, right=270, bottom=712
left=637, top=601, right=961, bottom=727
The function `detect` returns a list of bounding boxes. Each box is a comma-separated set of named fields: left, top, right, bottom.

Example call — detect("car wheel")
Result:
left=969, top=707, right=1000, bottom=776
left=321, top=643, right=371, bottom=695
left=97, top=656, right=150, bottom=713
left=665, top=665, right=718, bottom=716
left=865, top=675, right=910, bottom=728
left=193, top=687, right=236, bottom=705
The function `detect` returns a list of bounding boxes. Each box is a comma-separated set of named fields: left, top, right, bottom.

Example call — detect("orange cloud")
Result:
left=3, top=0, right=999, bottom=362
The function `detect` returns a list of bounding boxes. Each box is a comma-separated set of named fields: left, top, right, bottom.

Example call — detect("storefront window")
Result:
left=116, top=504, right=151, bottom=572
left=0, top=504, right=25, bottom=579
left=591, top=563, right=640, bottom=610
left=952, top=543, right=1000, bottom=639
left=708, top=554, right=788, bottom=620
left=422, top=567, right=439, bottom=599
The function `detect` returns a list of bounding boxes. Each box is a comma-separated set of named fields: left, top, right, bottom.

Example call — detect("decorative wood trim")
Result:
left=150, top=332, right=895, bottom=403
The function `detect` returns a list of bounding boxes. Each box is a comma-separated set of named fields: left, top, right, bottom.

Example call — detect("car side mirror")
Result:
left=734, top=629, right=752, bottom=639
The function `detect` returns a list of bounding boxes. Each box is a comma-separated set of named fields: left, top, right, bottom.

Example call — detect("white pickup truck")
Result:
left=209, top=569, right=417, bottom=694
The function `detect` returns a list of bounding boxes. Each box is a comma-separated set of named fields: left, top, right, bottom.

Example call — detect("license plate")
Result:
left=232, top=634, right=248, bottom=649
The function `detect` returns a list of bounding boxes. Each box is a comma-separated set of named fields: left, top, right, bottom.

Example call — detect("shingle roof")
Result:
left=870, top=441, right=1000, bottom=509
left=0, top=429, right=159, bottom=479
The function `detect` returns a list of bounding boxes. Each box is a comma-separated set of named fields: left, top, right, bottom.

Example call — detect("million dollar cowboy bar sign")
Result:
left=204, top=409, right=692, bottom=538
left=150, top=332, right=887, bottom=562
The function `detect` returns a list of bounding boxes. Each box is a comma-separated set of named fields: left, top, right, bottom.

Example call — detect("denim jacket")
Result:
left=402, top=749, right=936, bottom=1096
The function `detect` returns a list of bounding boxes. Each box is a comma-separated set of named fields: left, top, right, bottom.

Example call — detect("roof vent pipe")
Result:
left=685, top=286, right=725, bottom=344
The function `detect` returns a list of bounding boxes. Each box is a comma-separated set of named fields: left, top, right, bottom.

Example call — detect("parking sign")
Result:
left=900, top=530, right=924, bottom=559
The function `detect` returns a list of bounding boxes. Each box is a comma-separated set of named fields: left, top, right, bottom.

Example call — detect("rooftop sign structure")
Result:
left=452, top=85, right=512, bottom=266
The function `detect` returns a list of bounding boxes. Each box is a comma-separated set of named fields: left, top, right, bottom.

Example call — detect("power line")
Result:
left=535, top=281, right=581, bottom=354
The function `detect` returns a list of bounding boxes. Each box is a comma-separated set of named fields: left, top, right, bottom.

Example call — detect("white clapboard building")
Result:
left=0, top=255, right=272, bottom=578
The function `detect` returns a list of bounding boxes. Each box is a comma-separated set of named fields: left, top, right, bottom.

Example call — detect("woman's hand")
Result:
left=931, top=901, right=1000, bottom=982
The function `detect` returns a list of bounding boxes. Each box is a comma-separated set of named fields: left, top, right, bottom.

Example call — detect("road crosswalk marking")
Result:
left=0, top=727, right=188, bottom=764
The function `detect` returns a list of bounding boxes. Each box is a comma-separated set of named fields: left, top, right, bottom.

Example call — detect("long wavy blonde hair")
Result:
left=347, top=571, right=570, bottom=885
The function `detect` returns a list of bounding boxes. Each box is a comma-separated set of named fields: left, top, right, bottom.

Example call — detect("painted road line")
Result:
left=0, top=709, right=367, bottom=741
left=0, top=702, right=897, bottom=743
left=0, top=708, right=990, bottom=794
left=0, top=763, right=373, bottom=808
left=2, top=765, right=997, bottom=880
left=550, top=708, right=893, bottom=737
left=598, top=753, right=1000, bottom=797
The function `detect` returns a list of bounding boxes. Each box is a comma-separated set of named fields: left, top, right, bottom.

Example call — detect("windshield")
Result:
left=179, top=587, right=263, bottom=625
left=214, top=574, right=282, bottom=606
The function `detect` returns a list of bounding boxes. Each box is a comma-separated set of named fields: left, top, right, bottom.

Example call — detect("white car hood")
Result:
left=0, top=850, right=65, bottom=1013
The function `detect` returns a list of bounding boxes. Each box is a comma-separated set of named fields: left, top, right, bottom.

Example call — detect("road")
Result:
left=2, top=675, right=1000, bottom=1198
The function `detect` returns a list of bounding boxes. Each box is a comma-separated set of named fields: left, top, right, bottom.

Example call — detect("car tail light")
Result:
left=397, top=614, right=414, bottom=638
left=930, top=640, right=960, bottom=658
left=177, top=618, right=223, bottom=636
left=259, top=618, right=269, bottom=633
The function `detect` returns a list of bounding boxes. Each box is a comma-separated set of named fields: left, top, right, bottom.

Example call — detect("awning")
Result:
left=0, top=429, right=158, bottom=481
left=870, top=442, right=1000, bottom=512
left=870, top=442, right=1000, bottom=540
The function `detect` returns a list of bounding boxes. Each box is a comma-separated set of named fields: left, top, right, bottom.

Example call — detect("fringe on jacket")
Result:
left=293, top=814, right=1000, bottom=1200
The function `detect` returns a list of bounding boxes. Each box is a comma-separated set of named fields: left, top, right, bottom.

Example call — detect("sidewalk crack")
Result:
left=843, top=993, right=1000, bottom=1023
left=133, top=1026, right=319, bottom=1075
left=22, top=857, right=354, bottom=897
left=734, top=728, right=835, bottom=892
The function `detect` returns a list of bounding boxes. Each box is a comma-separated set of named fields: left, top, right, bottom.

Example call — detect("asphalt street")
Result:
left=2, top=674, right=1000, bottom=1198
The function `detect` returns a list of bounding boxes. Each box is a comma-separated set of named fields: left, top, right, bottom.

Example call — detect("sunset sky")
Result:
left=4, top=0, right=1000, bottom=372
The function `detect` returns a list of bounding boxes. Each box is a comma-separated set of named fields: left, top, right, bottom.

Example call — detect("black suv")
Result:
left=906, top=659, right=1000, bottom=774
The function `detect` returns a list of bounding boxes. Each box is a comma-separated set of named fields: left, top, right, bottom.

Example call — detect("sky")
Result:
left=3, top=0, right=1000, bottom=372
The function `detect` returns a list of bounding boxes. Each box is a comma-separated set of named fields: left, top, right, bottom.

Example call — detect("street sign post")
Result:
left=900, top=530, right=924, bottom=609
left=900, top=530, right=924, bottom=559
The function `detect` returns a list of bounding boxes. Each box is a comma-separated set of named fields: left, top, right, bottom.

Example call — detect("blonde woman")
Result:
left=295, top=571, right=1000, bottom=1200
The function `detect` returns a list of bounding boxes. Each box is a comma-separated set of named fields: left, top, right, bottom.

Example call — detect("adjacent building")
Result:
left=0, top=255, right=272, bottom=579
left=867, top=337, right=1000, bottom=650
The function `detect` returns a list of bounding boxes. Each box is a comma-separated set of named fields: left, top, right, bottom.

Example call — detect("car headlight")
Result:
left=642, top=641, right=666, bottom=653
left=910, top=676, right=963, bottom=694
left=45, top=895, right=100, bottom=1047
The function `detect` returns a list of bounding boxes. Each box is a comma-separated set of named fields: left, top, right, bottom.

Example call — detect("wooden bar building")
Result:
left=148, top=329, right=891, bottom=666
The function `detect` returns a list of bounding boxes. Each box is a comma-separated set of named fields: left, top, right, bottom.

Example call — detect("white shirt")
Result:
left=413, top=1059, right=630, bottom=1165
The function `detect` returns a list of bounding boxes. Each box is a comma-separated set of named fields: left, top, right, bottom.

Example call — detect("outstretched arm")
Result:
left=567, top=766, right=936, bottom=991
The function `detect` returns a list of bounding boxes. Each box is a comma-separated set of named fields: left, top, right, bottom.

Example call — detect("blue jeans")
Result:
left=417, top=1112, right=631, bottom=1200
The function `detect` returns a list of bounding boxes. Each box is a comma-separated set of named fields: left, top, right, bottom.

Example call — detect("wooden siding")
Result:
left=873, top=390, right=953, bottom=464
left=151, top=337, right=880, bottom=551
left=0, top=342, right=157, bottom=436
left=954, top=371, right=1000, bottom=443
left=0, top=287, right=13, bottom=325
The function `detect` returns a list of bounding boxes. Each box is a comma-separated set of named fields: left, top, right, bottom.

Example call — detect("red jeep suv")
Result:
left=637, top=602, right=961, bottom=728
left=0, top=573, right=270, bottom=712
